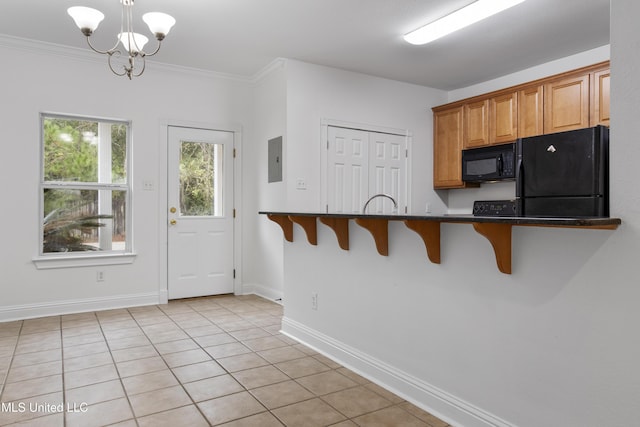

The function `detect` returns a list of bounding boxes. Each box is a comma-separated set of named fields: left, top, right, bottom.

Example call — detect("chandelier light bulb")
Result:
left=67, top=6, right=105, bottom=36
left=118, top=32, right=149, bottom=54
left=143, top=12, right=176, bottom=40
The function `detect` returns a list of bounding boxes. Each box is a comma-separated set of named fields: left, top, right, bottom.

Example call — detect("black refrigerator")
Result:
left=516, top=126, right=609, bottom=217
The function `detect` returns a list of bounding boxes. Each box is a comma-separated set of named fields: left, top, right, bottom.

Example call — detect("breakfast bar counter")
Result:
left=260, top=211, right=621, bottom=274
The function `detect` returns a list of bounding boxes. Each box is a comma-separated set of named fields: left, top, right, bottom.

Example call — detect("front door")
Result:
left=167, top=126, right=234, bottom=299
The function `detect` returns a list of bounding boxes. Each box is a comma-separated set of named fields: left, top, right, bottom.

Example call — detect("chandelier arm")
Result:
left=86, top=36, right=118, bottom=56
left=132, top=55, right=146, bottom=78
left=141, top=41, right=162, bottom=57
left=107, top=52, right=128, bottom=77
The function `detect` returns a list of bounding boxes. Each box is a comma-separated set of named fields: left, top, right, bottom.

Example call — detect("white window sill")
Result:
left=32, top=253, right=137, bottom=270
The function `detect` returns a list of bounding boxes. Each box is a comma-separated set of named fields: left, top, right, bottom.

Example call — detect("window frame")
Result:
left=33, top=112, right=135, bottom=269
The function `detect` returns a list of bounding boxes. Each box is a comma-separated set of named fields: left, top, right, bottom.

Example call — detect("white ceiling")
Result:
left=0, top=0, right=610, bottom=90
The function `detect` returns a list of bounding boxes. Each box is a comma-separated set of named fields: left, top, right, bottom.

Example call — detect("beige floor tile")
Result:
left=116, top=355, right=167, bottom=378
left=258, top=346, right=308, bottom=364
left=137, top=405, right=209, bottom=427
left=128, top=385, right=192, bottom=417
left=62, top=341, right=109, bottom=359
left=296, top=370, right=358, bottom=396
left=328, top=421, right=358, bottom=427
left=6, top=360, right=62, bottom=383
left=64, top=379, right=126, bottom=406
left=61, top=324, right=101, bottom=338
left=399, top=402, right=449, bottom=427
left=204, top=342, right=252, bottom=359
left=182, top=324, right=223, bottom=337
left=99, top=319, right=139, bottom=332
left=197, top=391, right=266, bottom=425
left=229, top=327, right=271, bottom=341
left=154, top=338, right=199, bottom=355
left=10, top=348, right=61, bottom=368
left=64, top=364, right=119, bottom=390
left=335, top=367, right=370, bottom=385
left=121, top=369, right=179, bottom=395
left=14, top=340, right=61, bottom=355
left=62, top=332, right=105, bottom=348
left=107, top=335, right=152, bottom=351
left=250, top=380, right=315, bottom=409
left=63, top=352, right=113, bottom=372
left=171, top=360, right=226, bottom=383
left=217, top=353, right=270, bottom=373
left=242, top=336, right=289, bottom=352
left=364, top=382, right=405, bottom=404
left=162, top=348, right=212, bottom=368
left=1, top=374, right=62, bottom=401
left=8, top=412, right=64, bottom=426
left=65, top=397, right=134, bottom=427
left=312, top=354, right=342, bottom=369
left=146, top=330, right=191, bottom=344
left=111, top=345, right=159, bottom=363
left=232, top=365, right=289, bottom=389
left=352, top=406, right=430, bottom=427
left=0, top=392, right=63, bottom=425
left=218, top=411, right=285, bottom=427
left=275, top=356, right=331, bottom=379
left=102, top=327, right=145, bottom=341
left=322, top=385, right=393, bottom=418
left=194, top=332, right=238, bottom=347
left=219, top=320, right=255, bottom=332
left=271, top=397, right=346, bottom=426
left=183, top=374, right=244, bottom=402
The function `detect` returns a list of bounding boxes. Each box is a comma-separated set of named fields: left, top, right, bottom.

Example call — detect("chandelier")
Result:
left=68, top=0, right=175, bottom=79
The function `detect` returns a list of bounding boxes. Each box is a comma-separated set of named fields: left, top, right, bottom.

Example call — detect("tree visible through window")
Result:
left=40, top=114, right=130, bottom=254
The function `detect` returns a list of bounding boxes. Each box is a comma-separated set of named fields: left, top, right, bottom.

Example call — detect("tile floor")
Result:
left=0, top=295, right=450, bottom=427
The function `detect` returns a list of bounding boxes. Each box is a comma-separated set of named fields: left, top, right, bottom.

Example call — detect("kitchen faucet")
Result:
left=362, top=193, right=397, bottom=214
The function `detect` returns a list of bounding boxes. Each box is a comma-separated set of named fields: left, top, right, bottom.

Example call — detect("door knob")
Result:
left=169, top=207, right=177, bottom=213
left=170, top=219, right=177, bottom=225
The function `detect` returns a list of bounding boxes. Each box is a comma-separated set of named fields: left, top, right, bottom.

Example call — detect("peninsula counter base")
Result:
left=260, top=212, right=621, bottom=274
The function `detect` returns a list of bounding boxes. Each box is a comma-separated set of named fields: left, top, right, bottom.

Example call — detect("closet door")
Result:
left=368, top=132, right=405, bottom=214
left=327, top=126, right=406, bottom=214
left=327, top=126, right=369, bottom=213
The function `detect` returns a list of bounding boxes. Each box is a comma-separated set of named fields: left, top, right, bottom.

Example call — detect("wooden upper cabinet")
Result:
left=464, top=100, right=489, bottom=148
left=518, top=85, right=544, bottom=138
left=490, top=92, right=518, bottom=144
left=544, top=74, right=590, bottom=134
left=591, top=68, right=610, bottom=127
left=434, top=106, right=465, bottom=189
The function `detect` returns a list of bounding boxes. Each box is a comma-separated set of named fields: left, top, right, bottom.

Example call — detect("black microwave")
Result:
left=462, top=143, right=515, bottom=183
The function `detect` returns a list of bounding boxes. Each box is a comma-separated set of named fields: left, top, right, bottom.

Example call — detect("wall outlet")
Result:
left=296, top=178, right=307, bottom=190
left=311, top=292, right=318, bottom=310
left=425, top=202, right=432, bottom=213
left=96, top=271, right=105, bottom=282
left=142, top=180, right=154, bottom=191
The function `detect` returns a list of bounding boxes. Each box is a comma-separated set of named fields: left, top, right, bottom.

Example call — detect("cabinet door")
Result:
left=490, top=92, right=518, bottom=144
left=544, top=74, right=589, bottom=134
left=464, top=100, right=489, bottom=148
left=591, top=69, right=610, bottom=127
left=433, top=107, right=464, bottom=189
left=518, top=85, right=544, bottom=138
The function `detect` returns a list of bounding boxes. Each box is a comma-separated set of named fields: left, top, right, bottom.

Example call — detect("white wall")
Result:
left=279, top=9, right=640, bottom=427
left=283, top=60, right=448, bottom=215
left=242, top=61, right=287, bottom=300
left=0, top=39, right=252, bottom=318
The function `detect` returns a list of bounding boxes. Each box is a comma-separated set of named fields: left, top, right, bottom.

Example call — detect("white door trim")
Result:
left=158, top=119, right=243, bottom=304
left=320, top=118, right=412, bottom=215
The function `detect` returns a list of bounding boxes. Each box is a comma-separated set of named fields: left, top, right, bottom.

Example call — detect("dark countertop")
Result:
left=258, top=211, right=622, bottom=228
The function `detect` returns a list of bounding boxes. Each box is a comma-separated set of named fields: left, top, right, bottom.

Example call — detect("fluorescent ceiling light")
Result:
left=404, top=0, right=526, bottom=45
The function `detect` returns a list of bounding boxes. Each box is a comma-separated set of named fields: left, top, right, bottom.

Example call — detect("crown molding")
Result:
left=0, top=34, right=256, bottom=83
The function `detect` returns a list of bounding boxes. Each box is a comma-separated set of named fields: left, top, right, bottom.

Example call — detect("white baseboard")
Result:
left=0, top=292, right=161, bottom=322
left=241, top=282, right=283, bottom=304
left=281, top=317, right=515, bottom=427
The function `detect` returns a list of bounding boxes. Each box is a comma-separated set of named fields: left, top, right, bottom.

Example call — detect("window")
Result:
left=38, top=113, right=131, bottom=260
